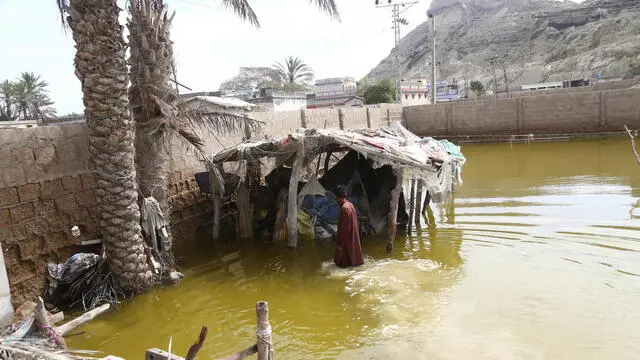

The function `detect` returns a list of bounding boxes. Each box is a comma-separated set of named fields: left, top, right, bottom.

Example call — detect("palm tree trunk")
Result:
left=67, top=0, right=154, bottom=290
left=127, top=0, right=177, bottom=266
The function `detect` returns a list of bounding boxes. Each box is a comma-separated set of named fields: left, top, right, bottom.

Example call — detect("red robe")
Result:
left=333, top=201, right=364, bottom=267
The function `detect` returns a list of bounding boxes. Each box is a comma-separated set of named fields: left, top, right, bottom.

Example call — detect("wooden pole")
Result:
left=287, top=142, right=304, bottom=247
left=237, top=182, right=253, bottom=239
left=256, top=301, right=273, bottom=360
left=324, top=148, right=332, bottom=175
left=366, top=107, right=372, bottom=128
left=338, top=108, right=345, bottom=130
left=414, top=179, right=423, bottom=227
left=56, top=303, right=111, bottom=336
left=387, top=168, right=404, bottom=252
left=208, top=164, right=221, bottom=240
left=407, top=179, right=415, bottom=232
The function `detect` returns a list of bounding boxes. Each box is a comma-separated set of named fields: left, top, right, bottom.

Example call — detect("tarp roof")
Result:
left=210, top=122, right=465, bottom=174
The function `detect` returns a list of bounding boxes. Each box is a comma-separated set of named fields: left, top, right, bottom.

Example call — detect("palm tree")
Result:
left=13, top=72, right=55, bottom=120
left=57, top=0, right=154, bottom=291
left=0, top=80, right=18, bottom=121
left=273, top=56, right=315, bottom=90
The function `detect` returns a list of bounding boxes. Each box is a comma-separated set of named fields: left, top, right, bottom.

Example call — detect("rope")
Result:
left=256, top=322, right=277, bottom=360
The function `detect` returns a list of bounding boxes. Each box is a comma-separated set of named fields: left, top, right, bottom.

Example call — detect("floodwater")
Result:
left=68, top=139, right=640, bottom=360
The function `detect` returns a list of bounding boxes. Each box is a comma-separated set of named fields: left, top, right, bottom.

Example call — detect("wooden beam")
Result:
left=256, top=301, right=274, bottom=360
left=145, top=348, right=184, bottom=360
left=287, top=142, right=304, bottom=247
left=387, top=168, right=404, bottom=252
left=218, top=345, right=258, bottom=360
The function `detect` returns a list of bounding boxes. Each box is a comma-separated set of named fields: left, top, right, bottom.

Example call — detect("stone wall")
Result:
left=404, top=88, right=640, bottom=136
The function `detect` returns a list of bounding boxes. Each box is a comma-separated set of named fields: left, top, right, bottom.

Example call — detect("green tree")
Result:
left=362, top=79, right=396, bottom=104
left=470, top=80, right=486, bottom=96
left=0, top=74, right=55, bottom=121
left=273, top=56, right=314, bottom=89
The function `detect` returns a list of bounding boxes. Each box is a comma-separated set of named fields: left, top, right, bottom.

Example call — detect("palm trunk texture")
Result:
left=128, top=0, right=177, bottom=261
left=67, top=0, right=153, bottom=290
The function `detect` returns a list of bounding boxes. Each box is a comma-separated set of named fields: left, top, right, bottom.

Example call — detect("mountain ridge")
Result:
left=364, top=0, right=640, bottom=92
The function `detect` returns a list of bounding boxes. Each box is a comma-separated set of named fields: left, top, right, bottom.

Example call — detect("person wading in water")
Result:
left=333, top=185, right=364, bottom=267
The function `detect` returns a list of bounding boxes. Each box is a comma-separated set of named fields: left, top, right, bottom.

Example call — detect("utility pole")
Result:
left=376, top=0, right=417, bottom=103
left=501, top=57, right=510, bottom=95
left=485, top=55, right=500, bottom=97
left=428, top=11, right=436, bottom=104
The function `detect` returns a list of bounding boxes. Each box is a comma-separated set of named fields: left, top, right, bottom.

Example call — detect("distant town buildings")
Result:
left=307, top=77, right=364, bottom=109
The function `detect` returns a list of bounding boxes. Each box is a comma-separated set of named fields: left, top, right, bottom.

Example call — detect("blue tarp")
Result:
left=300, top=191, right=360, bottom=225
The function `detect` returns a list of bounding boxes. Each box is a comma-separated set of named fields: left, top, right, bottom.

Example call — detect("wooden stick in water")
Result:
left=57, top=303, right=111, bottom=336
left=185, top=326, right=208, bottom=360
left=624, top=125, right=640, bottom=165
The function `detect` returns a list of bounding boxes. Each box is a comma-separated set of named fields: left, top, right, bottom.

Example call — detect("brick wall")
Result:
left=404, top=88, right=640, bottom=136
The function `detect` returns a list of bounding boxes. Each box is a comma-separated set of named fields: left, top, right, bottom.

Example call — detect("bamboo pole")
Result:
left=287, top=141, right=304, bottom=247
left=387, top=168, right=404, bottom=252
left=237, top=182, right=253, bottom=239
left=256, top=301, right=273, bottom=360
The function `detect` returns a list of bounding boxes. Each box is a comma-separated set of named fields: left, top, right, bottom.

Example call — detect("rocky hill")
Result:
left=364, top=0, right=640, bottom=93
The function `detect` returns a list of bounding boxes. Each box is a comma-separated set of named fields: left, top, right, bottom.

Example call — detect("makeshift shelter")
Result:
left=204, top=122, right=466, bottom=250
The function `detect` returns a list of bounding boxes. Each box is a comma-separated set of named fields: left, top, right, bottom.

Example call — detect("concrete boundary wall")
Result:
left=404, top=88, right=640, bottom=136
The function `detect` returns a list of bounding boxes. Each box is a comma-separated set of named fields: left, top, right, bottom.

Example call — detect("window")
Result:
left=412, top=94, right=415, bottom=99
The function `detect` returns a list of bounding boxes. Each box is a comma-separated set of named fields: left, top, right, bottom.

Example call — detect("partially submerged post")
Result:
left=287, top=141, right=304, bottom=247
left=207, top=163, right=222, bottom=240
left=256, top=301, right=274, bottom=360
left=387, top=168, right=404, bottom=252
left=415, top=179, right=423, bottom=227
left=407, top=179, right=415, bottom=232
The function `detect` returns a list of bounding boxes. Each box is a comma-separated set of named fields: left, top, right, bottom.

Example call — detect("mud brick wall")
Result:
left=0, top=124, right=99, bottom=305
left=404, top=88, right=640, bottom=136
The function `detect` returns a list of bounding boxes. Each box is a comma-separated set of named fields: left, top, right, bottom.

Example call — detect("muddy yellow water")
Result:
left=68, top=139, right=640, bottom=359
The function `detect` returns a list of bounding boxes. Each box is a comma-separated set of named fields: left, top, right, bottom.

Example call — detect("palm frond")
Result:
left=55, top=0, right=70, bottom=28
left=180, top=108, right=264, bottom=149
left=0, top=339, right=99, bottom=360
left=220, top=0, right=260, bottom=28
left=309, top=0, right=340, bottom=21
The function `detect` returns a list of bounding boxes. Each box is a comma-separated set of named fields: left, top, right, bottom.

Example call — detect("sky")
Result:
left=0, top=0, right=434, bottom=115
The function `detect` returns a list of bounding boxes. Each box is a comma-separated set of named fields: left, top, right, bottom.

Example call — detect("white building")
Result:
left=400, top=77, right=431, bottom=106
left=249, top=87, right=308, bottom=112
